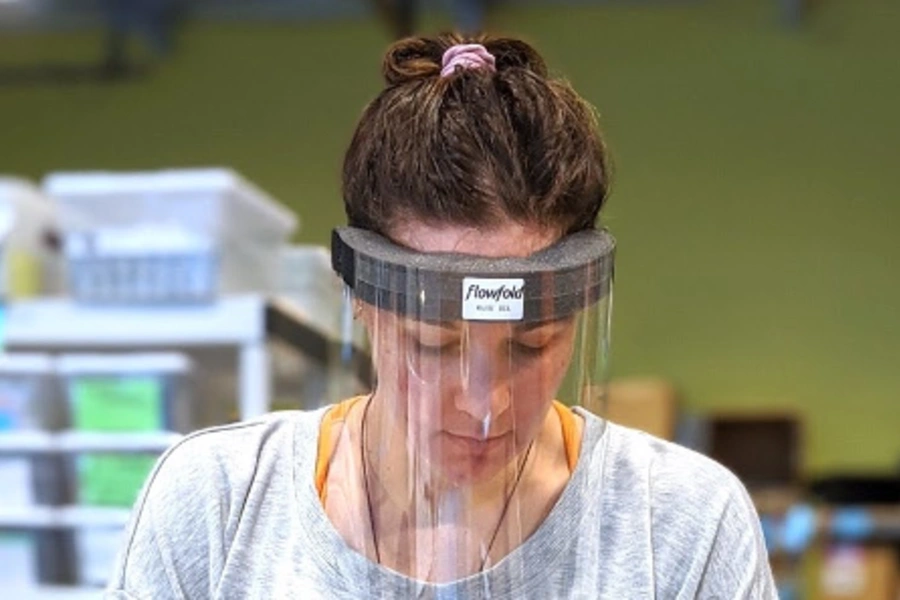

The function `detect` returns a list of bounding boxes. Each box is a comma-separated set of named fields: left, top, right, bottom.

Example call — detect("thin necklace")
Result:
left=360, top=396, right=534, bottom=573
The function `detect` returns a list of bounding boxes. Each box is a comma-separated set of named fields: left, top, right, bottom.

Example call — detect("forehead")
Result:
left=398, top=315, right=574, bottom=335
left=388, top=221, right=559, bottom=258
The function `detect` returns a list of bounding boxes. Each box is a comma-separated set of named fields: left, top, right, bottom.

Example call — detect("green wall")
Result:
left=2, top=0, right=898, bottom=476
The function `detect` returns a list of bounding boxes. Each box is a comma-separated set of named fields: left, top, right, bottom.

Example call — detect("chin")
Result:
left=442, top=458, right=500, bottom=486
left=427, top=434, right=520, bottom=486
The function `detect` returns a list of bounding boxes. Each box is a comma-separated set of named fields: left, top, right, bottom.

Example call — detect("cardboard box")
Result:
left=604, top=378, right=678, bottom=440
left=706, top=412, right=802, bottom=489
left=815, top=544, right=898, bottom=600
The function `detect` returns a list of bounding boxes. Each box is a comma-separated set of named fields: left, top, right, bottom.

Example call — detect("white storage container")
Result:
left=57, top=353, right=193, bottom=434
left=0, top=455, right=38, bottom=507
left=0, top=432, right=67, bottom=507
left=55, top=437, right=173, bottom=524
left=57, top=354, right=189, bottom=510
left=74, top=525, right=126, bottom=587
left=278, top=245, right=344, bottom=339
left=274, top=246, right=369, bottom=410
left=43, top=168, right=298, bottom=304
left=0, top=528, right=75, bottom=587
left=0, top=531, right=40, bottom=587
left=63, top=445, right=161, bottom=508
left=0, top=353, right=60, bottom=431
left=0, top=178, right=62, bottom=299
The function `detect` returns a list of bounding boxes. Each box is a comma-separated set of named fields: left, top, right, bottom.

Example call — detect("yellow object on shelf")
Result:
left=6, top=249, right=41, bottom=300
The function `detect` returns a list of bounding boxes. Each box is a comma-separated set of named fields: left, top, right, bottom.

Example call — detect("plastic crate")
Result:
left=65, top=449, right=159, bottom=508
left=278, top=245, right=344, bottom=338
left=0, top=442, right=67, bottom=508
left=43, top=168, right=298, bottom=304
left=63, top=227, right=219, bottom=304
left=73, top=525, right=127, bottom=587
left=57, top=353, right=193, bottom=434
left=0, top=531, right=40, bottom=587
left=57, top=353, right=189, bottom=511
left=0, top=353, right=60, bottom=431
left=0, top=527, right=75, bottom=587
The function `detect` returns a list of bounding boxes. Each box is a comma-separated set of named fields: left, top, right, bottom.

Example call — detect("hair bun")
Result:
left=382, top=37, right=444, bottom=85
left=382, top=35, right=548, bottom=86
left=483, top=38, right=548, bottom=78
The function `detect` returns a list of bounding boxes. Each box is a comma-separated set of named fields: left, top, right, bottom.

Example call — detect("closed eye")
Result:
left=412, top=339, right=461, bottom=356
left=511, top=340, right=547, bottom=358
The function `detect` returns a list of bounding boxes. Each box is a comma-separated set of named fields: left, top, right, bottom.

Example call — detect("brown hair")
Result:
left=342, top=33, right=610, bottom=239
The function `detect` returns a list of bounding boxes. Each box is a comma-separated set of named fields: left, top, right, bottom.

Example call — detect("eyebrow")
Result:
left=406, top=320, right=460, bottom=332
left=407, top=318, right=570, bottom=333
left=514, top=318, right=570, bottom=333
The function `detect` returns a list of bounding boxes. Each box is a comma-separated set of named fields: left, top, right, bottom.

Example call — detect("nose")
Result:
left=454, top=351, right=511, bottom=428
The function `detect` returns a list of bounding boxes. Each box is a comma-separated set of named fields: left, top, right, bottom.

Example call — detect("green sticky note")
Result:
left=70, top=377, right=163, bottom=431
left=78, top=453, right=157, bottom=507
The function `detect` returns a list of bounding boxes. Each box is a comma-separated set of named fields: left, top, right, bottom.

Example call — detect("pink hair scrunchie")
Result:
left=440, top=44, right=496, bottom=78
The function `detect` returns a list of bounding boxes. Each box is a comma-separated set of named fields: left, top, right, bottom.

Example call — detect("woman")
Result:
left=107, top=34, right=776, bottom=599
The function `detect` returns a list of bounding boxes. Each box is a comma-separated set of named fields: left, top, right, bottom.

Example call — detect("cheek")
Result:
left=406, top=358, right=463, bottom=433
left=513, top=344, right=572, bottom=396
left=377, top=337, right=466, bottom=438
left=508, top=346, right=573, bottom=423
left=371, top=327, right=416, bottom=428
left=508, top=371, right=554, bottom=430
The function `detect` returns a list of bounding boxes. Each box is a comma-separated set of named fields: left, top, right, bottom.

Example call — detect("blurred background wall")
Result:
left=1, top=0, right=897, bottom=479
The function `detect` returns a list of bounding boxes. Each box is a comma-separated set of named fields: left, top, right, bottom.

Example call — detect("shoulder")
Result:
left=592, top=415, right=750, bottom=513
left=127, top=407, right=328, bottom=529
left=107, top=408, right=329, bottom=595
left=163, top=408, right=325, bottom=471
left=146, top=408, right=324, bottom=500
left=579, top=413, right=776, bottom=597
left=578, top=409, right=743, bottom=501
left=605, top=420, right=760, bottom=543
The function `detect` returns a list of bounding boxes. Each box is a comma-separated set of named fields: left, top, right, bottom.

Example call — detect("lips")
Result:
left=441, top=430, right=513, bottom=457
left=444, top=430, right=510, bottom=442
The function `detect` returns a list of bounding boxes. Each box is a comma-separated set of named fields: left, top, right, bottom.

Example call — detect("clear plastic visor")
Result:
left=325, top=228, right=614, bottom=586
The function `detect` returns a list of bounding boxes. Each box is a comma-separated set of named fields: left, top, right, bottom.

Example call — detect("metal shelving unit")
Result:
left=0, top=293, right=359, bottom=596
left=5, top=294, right=273, bottom=420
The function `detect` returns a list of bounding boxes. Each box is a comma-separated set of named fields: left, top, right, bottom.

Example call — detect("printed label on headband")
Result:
left=462, top=278, right=525, bottom=321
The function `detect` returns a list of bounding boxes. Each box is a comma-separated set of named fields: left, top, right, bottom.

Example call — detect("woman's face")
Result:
left=364, top=222, right=576, bottom=485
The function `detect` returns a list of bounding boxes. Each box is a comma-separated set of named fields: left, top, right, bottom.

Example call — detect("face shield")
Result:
left=328, top=226, right=614, bottom=586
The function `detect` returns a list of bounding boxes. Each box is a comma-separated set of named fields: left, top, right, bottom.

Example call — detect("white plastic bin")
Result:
left=0, top=178, right=62, bottom=299
left=0, top=432, right=67, bottom=507
left=0, top=531, right=40, bottom=587
left=278, top=245, right=344, bottom=339
left=57, top=353, right=193, bottom=434
left=63, top=445, right=161, bottom=508
left=73, top=525, right=126, bottom=587
left=275, top=246, right=369, bottom=410
left=0, top=353, right=59, bottom=431
left=43, top=168, right=298, bottom=303
left=0, top=528, right=75, bottom=587
left=57, top=354, right=189, bottom=509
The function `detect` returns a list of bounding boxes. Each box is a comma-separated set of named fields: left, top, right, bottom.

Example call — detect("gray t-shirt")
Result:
left=105, top=407, right=776, bottom=599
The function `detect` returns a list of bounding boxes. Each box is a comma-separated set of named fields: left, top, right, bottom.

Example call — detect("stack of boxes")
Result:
left=0, top=354, right=61, bottom=588
left=0, top=353, right=192, bottom=587
left=58, top=353, right=192, bottom=586
left=0, top=167, right=310, bottom=591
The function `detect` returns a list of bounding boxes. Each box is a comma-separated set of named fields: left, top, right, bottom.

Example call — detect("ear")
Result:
left=355, top=302, right=381, bottom=358
left=355, top=301, right=378, bottom=336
